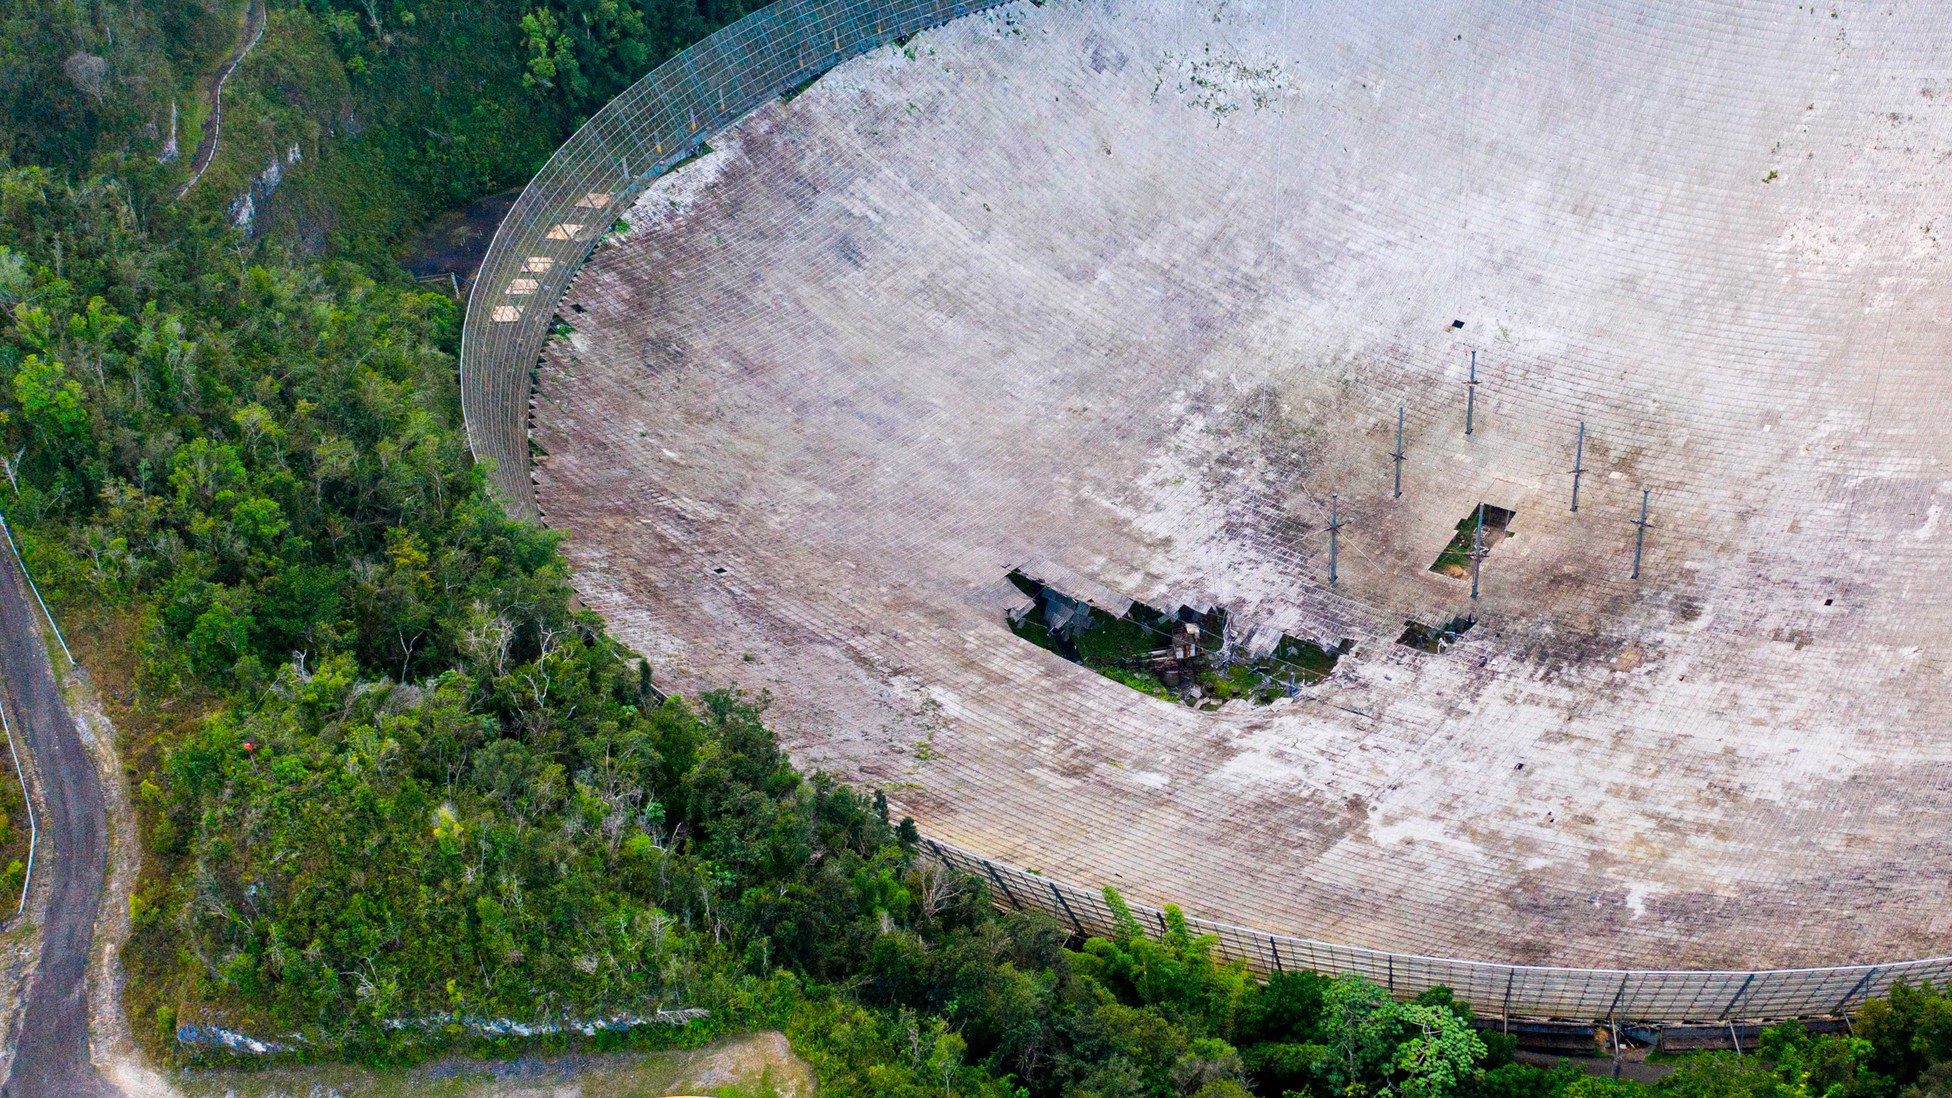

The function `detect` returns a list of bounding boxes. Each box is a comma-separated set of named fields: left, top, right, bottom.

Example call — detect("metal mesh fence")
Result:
left=923, top=838, right=1952, bottom=1023
left=461, top=0, right=1012, bottom=520
left=459, top=0, right=1952, bottom=1026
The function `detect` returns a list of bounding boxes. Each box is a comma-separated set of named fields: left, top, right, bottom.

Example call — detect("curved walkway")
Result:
left=0, top=523, right=114, bottom=1096
left=174, top=1, right=267, bottom=200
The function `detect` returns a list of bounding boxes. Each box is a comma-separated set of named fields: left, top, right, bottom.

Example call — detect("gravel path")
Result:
left=174, top=1, right=267, bottom=200
left=0, top=529, right=114, bottom=1096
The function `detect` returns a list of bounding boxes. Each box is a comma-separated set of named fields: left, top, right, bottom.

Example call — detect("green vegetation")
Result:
left=0, top=0, right=763, bottom=266
left=0, top=730, right=25, bottom=906
left=1396, top=616, right=1476, bottom=653
left=6, top=6, right=1952, bottom=1098
left=1430, top=505, right=1514, bottom=578
left=174, top=1030, right=816, bottom=1097
left=1005, top=570, right=1343, bottom=707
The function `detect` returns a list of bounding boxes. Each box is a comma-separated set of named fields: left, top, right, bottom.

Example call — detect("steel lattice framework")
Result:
left=461, top=0, right=1009, bottom=520
left=928, top=841, right=1952, bottom=1024
left=459, top=0, right=1952, bottom=1024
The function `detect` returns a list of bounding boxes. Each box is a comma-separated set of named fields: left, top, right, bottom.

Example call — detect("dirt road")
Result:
left=0, top=532, right=114, bottom=1096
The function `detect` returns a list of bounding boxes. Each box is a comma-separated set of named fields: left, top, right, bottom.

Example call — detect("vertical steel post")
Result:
left=1328, top=494, right=1343, bottom=586
left=1465, top=350, right=1479, bottom=435
left=1392, top=406, right=1405, bottom=499
left=1834, top=966, right=1881, bottom=1018
left=1049, top=881, right=1084, bottom=936
left=1571, top=421, right=1585, bottom=512
left=1609, top=973, right=1630, bottom=1074
left=1469, top=501, right=1486, bottom=600
left=1722, top=972, right=1756, bottom=1019
left=983, top=862, right=1022, bottom=908
left=1631, top=489, right=1652, bottom=580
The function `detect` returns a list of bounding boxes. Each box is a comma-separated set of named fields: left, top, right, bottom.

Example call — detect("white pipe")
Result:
left=0, top=694, right=36, bottom=917
left=0, top=512, right=74, bottom=672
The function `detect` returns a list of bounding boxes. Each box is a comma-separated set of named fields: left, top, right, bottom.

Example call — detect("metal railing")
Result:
left=457, top=0, right=1952, bottom=1024
left=0, top=512, right=73, bottom=672
left=925, top=839, right=1951, bottom=1023
left=0, top=514, right=43, bottom=918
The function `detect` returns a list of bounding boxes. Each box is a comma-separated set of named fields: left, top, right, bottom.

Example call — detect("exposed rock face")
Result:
left=229, top=144, right=303, bottom=233
left=158, top=101, right=179, bottom=164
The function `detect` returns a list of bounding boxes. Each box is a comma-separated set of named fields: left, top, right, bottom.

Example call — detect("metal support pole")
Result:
left=1468, top=502, right=1487, bottom=600
left=1571, top=421, right=1585, bottom=513
left=1834, top=967, right=1881, bottom=1018
left=1465, top=350, right=1479, bottom=435
left=1049, top=880, right=1084, bottom=936
left=983, top=862, right=1022, bottom=909
left=1609, top=973, right=1631, bottom=1079
left=1721, top=972, right=1756, bottom=1019
left=1631, top=489, right=1652, bottom=580
left=1328, top=494, right=1343, bottom=587
left=1392, top=406, right=1405, bottom=499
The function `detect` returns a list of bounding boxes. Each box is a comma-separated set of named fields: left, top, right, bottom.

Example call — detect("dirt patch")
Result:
left=171, top=1030, right=815, bottom=1098
left=73, top=671, right=174, bottom=1098
left=59, top=601, right=219, bottom=1084
left=399, top=187, right=525, bottom=287
left=0, top=895, right=42, bottom=1090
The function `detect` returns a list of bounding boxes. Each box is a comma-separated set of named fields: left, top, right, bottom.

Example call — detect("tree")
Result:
left=10, top=354, right=88, bottom=445
left=519, top=8, right=574, bottom=91
left=186, top=591, right=257, bottom=681
left=929, top=1026, right=967, bottom=1098
left=1389, top=1004, right=1486, bottom=1098
left=1322, top=976, right=1485, bottom=1098
left=1861, top=983, right=1952, bottom=1087
left=471, top=737, right=563, bottom=820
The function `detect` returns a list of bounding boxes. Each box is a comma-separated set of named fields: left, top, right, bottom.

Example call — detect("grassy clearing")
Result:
left=172, top=1030, right=813, bottom=1098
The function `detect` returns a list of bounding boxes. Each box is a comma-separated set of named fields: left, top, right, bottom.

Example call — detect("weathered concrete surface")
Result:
left=534, top=0, right=1952, bottom=970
